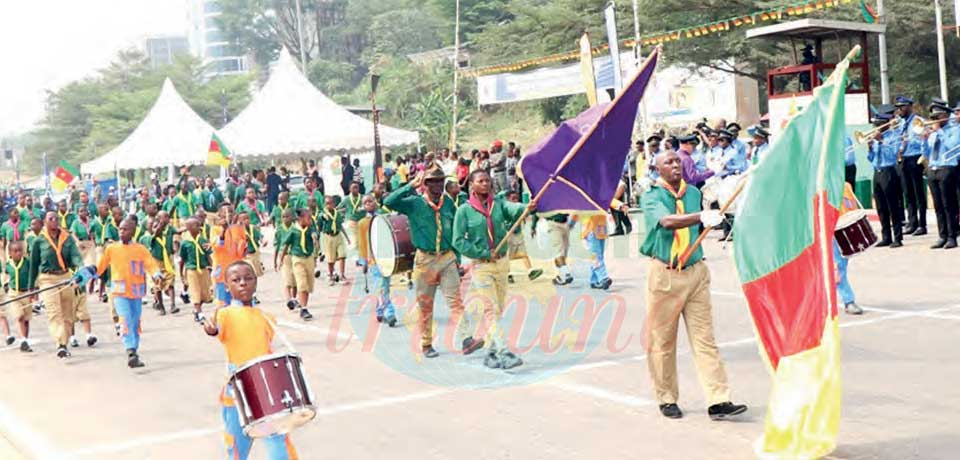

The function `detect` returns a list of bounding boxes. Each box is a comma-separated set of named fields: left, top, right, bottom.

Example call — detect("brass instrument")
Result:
left=853, top=118, right=900, bottom=144
left=910, top=117, right=944, bottom=135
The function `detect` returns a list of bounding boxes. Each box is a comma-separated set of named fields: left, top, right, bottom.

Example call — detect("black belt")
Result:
left=323, top=232, right=340, bottom=236
left=416, top=248, right=451, bottom=256
left=43, top=270, right=68, bottom=276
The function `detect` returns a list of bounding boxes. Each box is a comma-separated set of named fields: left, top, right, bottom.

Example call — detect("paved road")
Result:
left=0, top=223, right=957, bottom=460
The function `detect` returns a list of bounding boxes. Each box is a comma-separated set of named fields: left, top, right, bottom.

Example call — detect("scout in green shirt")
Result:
left=277, top=209, right=318, bottom=321
left=73, top=191, right=99, bottom=218
left=25, top=218, right=43, bottom=254
left=200, top=178, right=224, bottom=212
left=383, top=173, right=457, bottom=254
left=281, top=214, right=318, bottom=258
left=318, top=197, right=346, bottom=236
left=640, top=179, right=707, bottom=269
left=342, top=183, right=365, bottom=222
left=141, top=211, right=179, bottom=313
left=445, top=181, right=468, bottom=208
left=6, top=242, right=31, bottom=292
left=0, top=211, right=28, bottom=247
left=28, top=214, right=84, bottom=289
left=452, top=174, right=528, bottom=261
left=269, top=191, right=292, bottom=227
left=177, top=219, right=212, bottom=270
left=172, top=186, right=199, bottom=223
left=6, top=241, right=32, bottom=351
left=235, top=186, right=266, bottom=226
left=292, top=177, right=323, bottom=210
left=55, top=201, right=76, bottom=231
left=69, top=207, right=96, bottom=242
left=93, top=204, right=120, bottom=246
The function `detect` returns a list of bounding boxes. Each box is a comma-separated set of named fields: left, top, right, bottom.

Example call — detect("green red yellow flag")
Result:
left=207, top=133, right=232, bottom=167
left=733, top=47, right=858, bottom=458
left=52, top=160, right=79, bottom=192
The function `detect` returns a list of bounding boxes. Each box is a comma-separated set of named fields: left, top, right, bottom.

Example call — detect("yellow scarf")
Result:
left=41, top=229, right=68, bottom=270
left=657, top=178, right=690, bottom=269
left=10, top=257, right=24, bottom=291
left=322, top=208, right=338, bottom=235
left=154, top=227, right=174, bottom=273
left=182, top=232, right=203, bottom=269
left=246, top=225, right=259, bottom=252
left=424, top=194, right=445, bottom=253
left=298, top=225, right=309, bottom=254
left=58, top=211, right=69, bottom=228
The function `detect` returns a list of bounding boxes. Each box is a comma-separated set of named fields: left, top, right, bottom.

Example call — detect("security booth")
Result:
left=748, top=19, right=887, bottom=207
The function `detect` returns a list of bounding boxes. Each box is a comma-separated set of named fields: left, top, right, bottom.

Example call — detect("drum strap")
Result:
left=655, top=179, right=690, bottom=270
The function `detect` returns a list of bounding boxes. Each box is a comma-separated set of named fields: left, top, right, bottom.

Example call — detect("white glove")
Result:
left=700, top=210, right=724, bottom=228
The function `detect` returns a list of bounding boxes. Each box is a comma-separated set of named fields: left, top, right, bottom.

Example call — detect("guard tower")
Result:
left=747, top=19, right=886, bottom=135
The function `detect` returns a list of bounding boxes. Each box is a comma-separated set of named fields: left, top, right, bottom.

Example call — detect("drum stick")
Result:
left=262, top=312, right=298, bottom=354
left=676, top=173, right=750, bottom=269
left=0, top=279, right=74, bottom=308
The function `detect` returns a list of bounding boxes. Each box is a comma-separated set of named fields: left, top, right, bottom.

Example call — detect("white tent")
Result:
left=219, top=51, right=419, bottom=159
left=81, top=78, right=215, bottom=175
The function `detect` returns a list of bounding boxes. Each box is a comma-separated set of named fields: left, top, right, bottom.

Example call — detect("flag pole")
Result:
left=490, top=47, right=661, bottom=256
left=676, top=176, right=749, bottom=268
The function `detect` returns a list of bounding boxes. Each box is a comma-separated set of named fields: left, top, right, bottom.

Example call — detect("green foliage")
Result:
left=307, top=58, right=359, bottom=95
left=411, top=89, right=471, bottom=150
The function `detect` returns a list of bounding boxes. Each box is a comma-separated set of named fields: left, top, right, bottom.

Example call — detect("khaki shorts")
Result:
left=547, top=221, right=571, bottom=259
left=74, top=290, right=90, bottom=321
left=281, top=254, right=296, bottom=289
left=508, top=232, right=527, bottom=259
left=245, top=252, right=264, bottom=277
left=153, top=267, right=175, bottom=292
left=291, top=256, right=316, bottom=294
left=78, top=240, right=97, bottom=266
left=4, top=291, right=32, bottom=322
left=186, top=269, right=213, bottom=305
left=323, top=233, right=346, bottom=261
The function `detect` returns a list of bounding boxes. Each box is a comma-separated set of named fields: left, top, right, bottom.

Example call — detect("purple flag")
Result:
left=520, top=48, right=659, bottom=214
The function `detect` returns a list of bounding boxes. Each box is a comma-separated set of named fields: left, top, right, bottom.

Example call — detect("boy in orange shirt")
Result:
left=211, top=204, right=247, bottom=314
left=202, top=261, right=299, bottom=460
left=95, top=219, right=162, bottom=368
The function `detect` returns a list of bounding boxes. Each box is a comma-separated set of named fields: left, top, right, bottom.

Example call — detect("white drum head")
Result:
left=836, top=209, right=867, bottom=230
left=370, top=216, right=398, bottom=275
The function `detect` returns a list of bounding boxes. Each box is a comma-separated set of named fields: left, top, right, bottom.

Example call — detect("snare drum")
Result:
left=229, top=353, right=316, bottom=438
left=369, top=214, right=415, bottom=276
left=834, top=210, right=878, bottom=257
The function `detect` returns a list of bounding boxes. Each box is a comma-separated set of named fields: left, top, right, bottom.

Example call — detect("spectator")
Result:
left=352, top=158, right=365, bottom=194
left=340, top=155, right=354, bottom=195
left=265, top=166, right=282, bottom=212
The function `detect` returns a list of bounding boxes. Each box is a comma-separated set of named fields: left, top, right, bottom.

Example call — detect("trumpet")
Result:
left=853, top=118, right=900, bottom=144
left=910, top=117, right=944, bottom=135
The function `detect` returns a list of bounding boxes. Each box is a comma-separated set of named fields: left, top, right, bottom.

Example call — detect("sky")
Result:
left=0, top=0, right=190, bottom=138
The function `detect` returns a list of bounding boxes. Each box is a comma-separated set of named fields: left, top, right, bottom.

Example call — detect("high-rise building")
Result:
left=187, top=0, right=249, bottom=77
left=143, top=36, right=190, bottom=69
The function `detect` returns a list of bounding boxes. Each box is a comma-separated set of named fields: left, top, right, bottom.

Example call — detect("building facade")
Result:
left=143, top=36, right=190, bottom=69
left=187, top=0, right=249, bottom=77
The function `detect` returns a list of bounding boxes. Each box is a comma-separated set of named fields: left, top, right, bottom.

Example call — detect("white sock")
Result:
left=559, top=265, right=570, bottom=277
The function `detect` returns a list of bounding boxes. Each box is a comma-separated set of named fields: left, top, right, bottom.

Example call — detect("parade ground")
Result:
left=1, top=219, right=958, bottom=460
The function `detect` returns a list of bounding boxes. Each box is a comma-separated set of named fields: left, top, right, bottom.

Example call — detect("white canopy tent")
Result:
left=81, top=78, right=215, bottom=175
left=219, top=51, right=419, bottom=159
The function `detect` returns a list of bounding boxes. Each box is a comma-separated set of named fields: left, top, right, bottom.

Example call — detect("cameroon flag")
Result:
left=733, top=48, right=858, bottom=458
left=207, top=133, right=232, bottom=167
left=52, top=160, right=79, bottom=192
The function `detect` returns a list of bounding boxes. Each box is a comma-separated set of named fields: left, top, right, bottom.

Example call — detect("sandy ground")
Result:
left=0, top=217, right=958, bottom=460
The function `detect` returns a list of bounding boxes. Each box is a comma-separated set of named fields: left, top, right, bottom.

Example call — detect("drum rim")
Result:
left=242, top=405, right=318, bottom=438
left=232, top=352, right=303, bottom=376
left=370, top=214, right=402, bottom=273
left=836, top=209, right=868, bottom=228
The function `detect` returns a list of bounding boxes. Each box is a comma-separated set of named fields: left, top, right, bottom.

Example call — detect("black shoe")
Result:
left=314, top=269, right=322, bottom=279
left=890, top=240, right=903, bottom=248
left=601, top=278, right=612, bottom=290
left=194, top=312, right=205, bottom=323
left=422, top=346, right=439, bottom=358
left=507, top=275, right=515, bottom=284
left=179, top=292, right=190, bottom=304
left=286, top=299, right=299, bottom=311
left=56, top=346, right=70, bottom=359
left=462, top=337, right=485, bottom=355
left=844, top=302, right=864, bottom=315
left=903, top=225, right=917, bottom=235
left=127, top=352, right=145, bottom=369
left=913, top=227, right=927, bottom=236
left=20, top=341, right=32, bottom=353
left=483, top=350, right=501, bottom=369
left=152, top=301, right=162, bottom=311
left=86, top=335, right=98, bottom=347
left=498, top=350, right=523, bottom=370
left=386, top=316, right=397, bottom=327
left=170, top=305, right=180, bottom=314
left=376, top=312, right=384, bottom=323
left=100, top=293, right=109, bottom=303
left=876, top=239, right=892, bottom=247
left=945, top=238, right=958, bottom=249
left=589, top=282, right=601, bottom=289
left=528, top=268, right=544, bottom=281
left=609, top=230, right=624, bottom=237
left=708, top=402, right=747, bottom=421
left=299, top=308, right=314, bottom=321
left=5, top=336, right=14, bottom=346
left=552, top=275, right=573, bottom=286
left=659, top=403, right=683, bottom=419
left=158, top=305, right=167, bottom=316
left=931, top=239, right=947, bottom=249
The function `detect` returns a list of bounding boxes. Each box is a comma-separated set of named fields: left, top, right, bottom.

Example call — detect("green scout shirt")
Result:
left=31, top=205, right=45, bottom=220
left=161, top=198, right=175, bottom=214
left=639, top=184, right=704, bottom=268
left=6, top=257, right=30, bottom=292
left=233, top=183, right=260, bottom=204
left=56, top=211, right=76, bottom=230
left=452, top=196, right=526, bottom=260
left=69, top=218, right=95, bottom=242
left=200, top=188, right=224, bottom=212
left=0, top=220, right=28, bottom=242
left=16, top=207, right=31, bottom=223
left=384, top=183, right=456, bottom=253
left=178, top=235, right=212, bottom=270
left=244, top=225, right=262, bottom=254
left=292, top=189, right=323, bottom=211
left=274, top=222, right=293, bottom=249
left=270, top=202, right=293, bottom=227
left=236, top=200, right=266, bottom=226
left=172, top=192, right=198, bottom=220
left=282, top=224, right=317, bottom=258
left=28, top=230, right=83, bottom=288
left=446, top=191, right=468, bottom=208
left=94, top=217, right=119, bottom=246
left=318, top=207, right=345, bottom=236
left=73, top=201, right=98, bottom=218
left=341, top=193, right=365, bottom=222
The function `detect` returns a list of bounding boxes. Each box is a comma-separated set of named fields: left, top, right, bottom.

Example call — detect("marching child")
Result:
left=319, top=196, right=347, bottom=285
left=5, top=242, right=32, bottom=351
left=503, top=191, right=543, bottom=283
left=141, top=211, right=178, bottom=315
left=273, top=209, right=298, bottom=309
left=277, top=209, right=316, bottom=321
left=179, top=218, right=214, bottom=321
left=356, top=195, right=396, bottom=326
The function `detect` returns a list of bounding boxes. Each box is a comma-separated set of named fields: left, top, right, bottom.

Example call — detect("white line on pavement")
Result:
left=0, top=400, right=64, bottom=460
left=547, top=382, right=656, bottom=407
left=276, top=318, right=354, bottom=341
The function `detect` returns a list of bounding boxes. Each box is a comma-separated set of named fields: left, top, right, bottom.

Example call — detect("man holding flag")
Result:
left=639, top=150, right=747, bottom=421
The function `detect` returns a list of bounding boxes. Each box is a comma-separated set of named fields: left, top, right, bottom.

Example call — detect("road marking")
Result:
left=63, top=388, right=452, bottom=458
left=923, top=313, right=960, bottom=321
left=276, top=318, right=354, bottom=341
left=547, top=381, right=656, bottom=407
left=0, top=400, right=64, bottom=460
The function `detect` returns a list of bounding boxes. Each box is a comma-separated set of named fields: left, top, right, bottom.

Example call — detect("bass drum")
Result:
left=369, top=213, right=416, bottom=276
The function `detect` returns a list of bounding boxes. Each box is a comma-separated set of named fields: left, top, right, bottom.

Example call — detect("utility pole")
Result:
left=935, top=0, right=950, bottom=100
left=876, top=0, right=891, bottom=104
left=449, top=0, right=461, bottom=152
left=295, top=0, right=308, bottom=72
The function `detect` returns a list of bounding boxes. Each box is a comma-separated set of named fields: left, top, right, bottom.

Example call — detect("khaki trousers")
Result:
left=38, top=273, right=77, bottom=347
left=645, top=260, right=730, bottom=405
left=412, top=250, right=469, bottom=348
left=466, top=257, right=510, bottom=351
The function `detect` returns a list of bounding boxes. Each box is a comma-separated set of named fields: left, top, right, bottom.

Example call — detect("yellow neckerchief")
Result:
left=41, top=228, right=68, bottom=270
left=182, top=231, right=204, bottom=269
left=656, top=178, right=690, bottom=269
left=10, top=257, right=24, bottom=291
left=58, top=210, right=69, bottom=228
left=76, top=217, right=90, bottom=240
left=276, top=203, right=288, bottom=223
left=349, top=194, right=361, bottom=213
left=179, top=192, right=195, bottom=216
left=133, top=226, right=142, bottom=242
left=154, top=226, right=174, bottom=272
left=201, top=223, right=211, bottom=242
left=97, top=215, right=109, bottom=242
left=246, top=224, right=259, bottom=252
left=423, top=193, right=445, bottom=253
left=297, top=224, right=310, bottom=254
left=322, top=208, right=338, bottom=234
